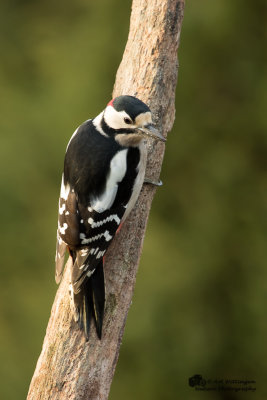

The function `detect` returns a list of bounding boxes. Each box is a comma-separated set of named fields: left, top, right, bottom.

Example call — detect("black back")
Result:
left=64, top=120, right=122, bottom=204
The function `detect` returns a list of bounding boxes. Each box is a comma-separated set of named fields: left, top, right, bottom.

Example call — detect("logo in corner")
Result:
left=188, top=375, right=207, bottom=387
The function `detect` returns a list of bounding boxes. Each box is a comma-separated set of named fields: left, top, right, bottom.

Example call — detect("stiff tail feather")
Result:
left=74, top=260, right=105, bottom=340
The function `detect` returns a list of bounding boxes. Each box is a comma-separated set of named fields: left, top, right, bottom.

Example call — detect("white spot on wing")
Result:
left=88, top=214, right=120, bottom=228
left=104, top=230, right=112, bottom=241
left=59, top=223, right=68, bottom=235
left=87, top=268, right=95, bottom=278
left=60, top=175, right=70, bottom=201
left=81, top=230, right=113, bottom=244
left=59, top=203, right=66, bottom=215
left=57, top=232, right=63, bottom=245
left=96, top=250, right=106, bottom=259
left=80, top=248, right=89, bottom=257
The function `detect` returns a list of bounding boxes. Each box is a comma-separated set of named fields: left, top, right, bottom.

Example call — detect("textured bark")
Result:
left=27, top=1, right=184, bottom=399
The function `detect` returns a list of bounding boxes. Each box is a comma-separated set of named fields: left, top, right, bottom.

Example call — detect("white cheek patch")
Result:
left=104, top=106, right=135, bottom=130
left=93, top=112, right=108, bottom=137
left=135, top=111, right=152, bottom=127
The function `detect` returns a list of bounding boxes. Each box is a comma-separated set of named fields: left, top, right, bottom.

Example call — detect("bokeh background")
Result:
left=0, top=0, right=266, bottom=399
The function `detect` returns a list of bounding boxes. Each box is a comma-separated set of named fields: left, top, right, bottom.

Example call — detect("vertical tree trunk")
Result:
left=27, top=1, right=184, bottom=399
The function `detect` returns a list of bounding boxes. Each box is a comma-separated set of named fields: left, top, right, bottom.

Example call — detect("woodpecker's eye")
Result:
left=124, top=117, right=132, bottom=125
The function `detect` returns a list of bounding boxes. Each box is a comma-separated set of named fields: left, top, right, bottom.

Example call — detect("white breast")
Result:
left=122, top=141, right=147, bottom=221
left=90, top=149, right=128, bottom=212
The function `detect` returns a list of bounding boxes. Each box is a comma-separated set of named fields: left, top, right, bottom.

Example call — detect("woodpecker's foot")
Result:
left=144, top=177, right=163, bottom=187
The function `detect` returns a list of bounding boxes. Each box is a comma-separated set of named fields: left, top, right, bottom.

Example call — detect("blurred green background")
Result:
left=0, top=0, right=266, bottom=399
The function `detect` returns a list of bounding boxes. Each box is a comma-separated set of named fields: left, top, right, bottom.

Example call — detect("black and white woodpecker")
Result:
left=55, top=95, right=165, bottom=339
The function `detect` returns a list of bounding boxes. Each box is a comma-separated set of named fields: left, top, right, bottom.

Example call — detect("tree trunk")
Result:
left=27, top=1, right=185, bottom=399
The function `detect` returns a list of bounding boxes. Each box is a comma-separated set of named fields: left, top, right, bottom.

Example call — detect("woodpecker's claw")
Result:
left=144, top=177, right=163, bottom=187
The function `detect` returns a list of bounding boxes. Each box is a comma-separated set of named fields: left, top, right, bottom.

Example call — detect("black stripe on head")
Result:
left=101, top=117, right=135, bottom=136
left=112, top=96, right=150, bottom=121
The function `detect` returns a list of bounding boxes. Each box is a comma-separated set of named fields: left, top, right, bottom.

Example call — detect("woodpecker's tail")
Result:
left=73, top=260, right=105, bottom=340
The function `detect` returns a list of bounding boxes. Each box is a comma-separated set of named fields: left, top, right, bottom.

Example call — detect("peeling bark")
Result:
left=27, top=1, right=184, bottom=399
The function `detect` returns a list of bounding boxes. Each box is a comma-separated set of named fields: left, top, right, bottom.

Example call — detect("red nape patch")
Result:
left=107, top=98, right=114, bottom=107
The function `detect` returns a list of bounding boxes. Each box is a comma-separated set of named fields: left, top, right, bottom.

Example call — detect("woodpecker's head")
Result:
left=100, top=95, right=165, bottom=146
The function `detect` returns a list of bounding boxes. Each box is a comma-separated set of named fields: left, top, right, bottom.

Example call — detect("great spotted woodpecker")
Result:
left=55, top=95, right=165, bottom=339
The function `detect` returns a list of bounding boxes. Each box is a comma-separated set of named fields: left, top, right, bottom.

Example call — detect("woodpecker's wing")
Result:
left=71, top=203, right=126, bottom=293
left=55, top=181, right=81, bottom=283
left=55, top=174, right=127, bottom=290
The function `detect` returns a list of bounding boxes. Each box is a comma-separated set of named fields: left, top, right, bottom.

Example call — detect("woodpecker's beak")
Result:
left=135, top=124, right=166, bottom=142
